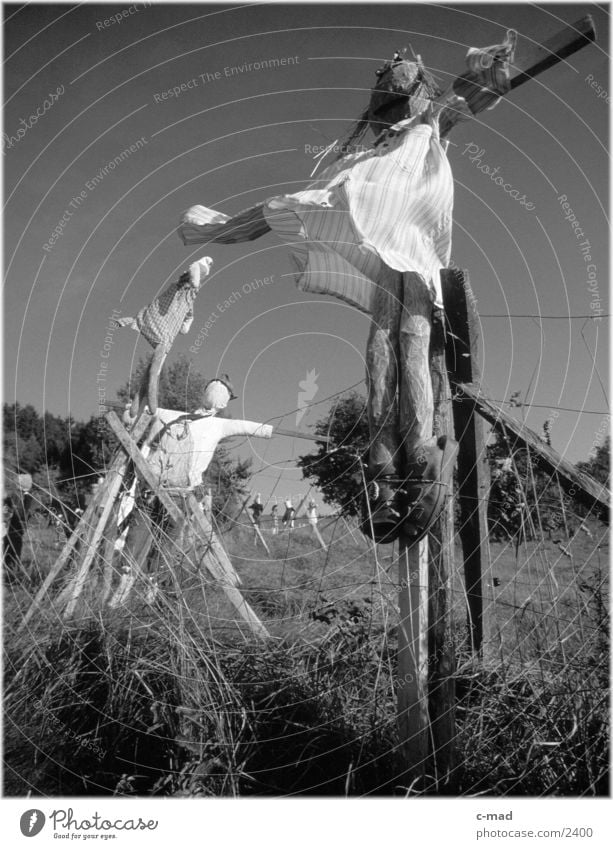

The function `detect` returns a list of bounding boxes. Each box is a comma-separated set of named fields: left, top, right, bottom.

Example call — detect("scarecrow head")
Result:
left=184, top=256, right=213, bottom=291
left=367, top=53, right=441, bottom=136
left=201, top=374, right=237, bottom=412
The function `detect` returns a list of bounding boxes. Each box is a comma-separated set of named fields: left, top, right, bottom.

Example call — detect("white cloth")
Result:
left=146, top=409, right=273, bottom=489
left=178, top=113, right=453, bottom=311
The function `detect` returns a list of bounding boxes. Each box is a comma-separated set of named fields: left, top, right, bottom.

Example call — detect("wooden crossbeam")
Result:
left=440, top=16, right=596, bottom=137
left=455, top=382, right=610, bottom=518
left=106, top=412, right=269, bottom=638
left=509, top=16, right=596, bottom=90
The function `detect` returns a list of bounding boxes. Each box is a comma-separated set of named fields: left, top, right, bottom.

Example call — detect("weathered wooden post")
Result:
left=396, top=282, right=456, bottom=792
left=427, top=295, right=457, bottom=789
left=397, top=536, right=429, bottom=789
left=442, top=269, right=492, bottom=656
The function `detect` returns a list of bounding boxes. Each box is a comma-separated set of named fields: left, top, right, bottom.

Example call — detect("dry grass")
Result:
left=3, top=505, right=609, bottom=797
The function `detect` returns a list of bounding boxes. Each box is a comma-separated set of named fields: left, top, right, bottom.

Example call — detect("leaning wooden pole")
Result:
left=442, top=269, right=492, bottom=656
left=20, top=412, right=151, bottom=629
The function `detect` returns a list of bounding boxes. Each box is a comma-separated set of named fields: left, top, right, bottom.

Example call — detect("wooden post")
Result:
left=397, top=538, right=429, bottom=788
left=442, top=269, right=492, bottom=656
left=396, top=280, right=440, bottom=790
left=426, top=298, right=457, bottom=789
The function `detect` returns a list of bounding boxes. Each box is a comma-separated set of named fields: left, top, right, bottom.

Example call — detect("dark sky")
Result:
left=3, top=2, right=609, bottom=503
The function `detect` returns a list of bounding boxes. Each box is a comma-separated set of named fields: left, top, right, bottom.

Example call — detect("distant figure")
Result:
left=3, top=475, right=33, bottom=582
left=249, top=493, right=264, bottom=526
left=306, top=499, right=318, bottom=527
left=282, top=499, right=295, bottom=529
left=249, top=494, right=264, bottom=541
left=2, top=498, right=13, bottom=546
left=202, top=488, right=213, bottom=518
left=271, top=504, right=279, bottom=535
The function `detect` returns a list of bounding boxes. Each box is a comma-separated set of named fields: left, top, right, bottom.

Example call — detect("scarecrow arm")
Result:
left=440, top=16, right=596, bottom=137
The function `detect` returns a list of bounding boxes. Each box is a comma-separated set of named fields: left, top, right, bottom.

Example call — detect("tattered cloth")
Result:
left=454, top=29, right=518, bottom=113
left=179, top=111, right=453, bottom=312
left=118, top=275, right=198, bottom=348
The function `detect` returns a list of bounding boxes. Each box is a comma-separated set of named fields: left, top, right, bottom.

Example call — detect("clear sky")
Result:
left=3, top=1, right=610, bottom=505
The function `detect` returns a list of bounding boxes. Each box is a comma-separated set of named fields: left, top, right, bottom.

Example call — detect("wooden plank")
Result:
left=440, top=16, right=596, bottom=137
left=509, top=16, right=596, bottom=90
left=442, top=269, right=492, bottom=655
left=455, top=383, right=610, bottom=518
left=106, top=412, right=268, bottom=637
left=427, top=305, right=457, bottom=789
left=397, top=538, right=429, bottom=788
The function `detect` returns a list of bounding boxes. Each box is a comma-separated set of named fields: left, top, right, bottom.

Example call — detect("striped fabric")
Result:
left=180, top=202, right=271, bottom=245
left=178, top=112, right=453, bottom=312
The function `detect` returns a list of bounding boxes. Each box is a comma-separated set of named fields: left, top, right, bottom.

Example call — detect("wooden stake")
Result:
left=186, top=493, right=242, bottom=587
left=249, top=513, right=271, bottom=555
left=397, top=538, right=429, bottom=789
left=442, top=269, right=492, bottom=656
left=427, top=296, right=457, bottom=789
left=234, top=490, right=253, bottom=524
left=20, top=413, right=151, bottom=629
left=311, top=524, right=328, bottom=551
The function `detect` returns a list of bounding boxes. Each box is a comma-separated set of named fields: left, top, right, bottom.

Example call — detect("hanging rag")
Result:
left=454, top=29, right=518, bottom=113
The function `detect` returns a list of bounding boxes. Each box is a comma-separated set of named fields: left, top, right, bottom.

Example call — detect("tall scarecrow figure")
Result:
left=178, top=35, right=517, bottom=543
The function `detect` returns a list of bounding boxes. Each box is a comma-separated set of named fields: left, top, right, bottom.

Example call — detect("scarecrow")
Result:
left=119, top=374, right=274, bottom=588
left=177, top=35, right=516, bottom=543
left=118, top=255, right=213, bottom=415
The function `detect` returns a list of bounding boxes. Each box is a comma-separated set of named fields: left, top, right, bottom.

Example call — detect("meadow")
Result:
left=3, top=508, right=609, bottom=796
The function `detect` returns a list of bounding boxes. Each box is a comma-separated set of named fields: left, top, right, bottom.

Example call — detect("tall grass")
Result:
left=3, top=502, right=609, bottom=796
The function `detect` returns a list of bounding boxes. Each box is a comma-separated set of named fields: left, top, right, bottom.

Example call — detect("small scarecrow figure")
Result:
left=118, top=255, right=213, bottom=415
left=113, top=375, right=274, bottom=603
